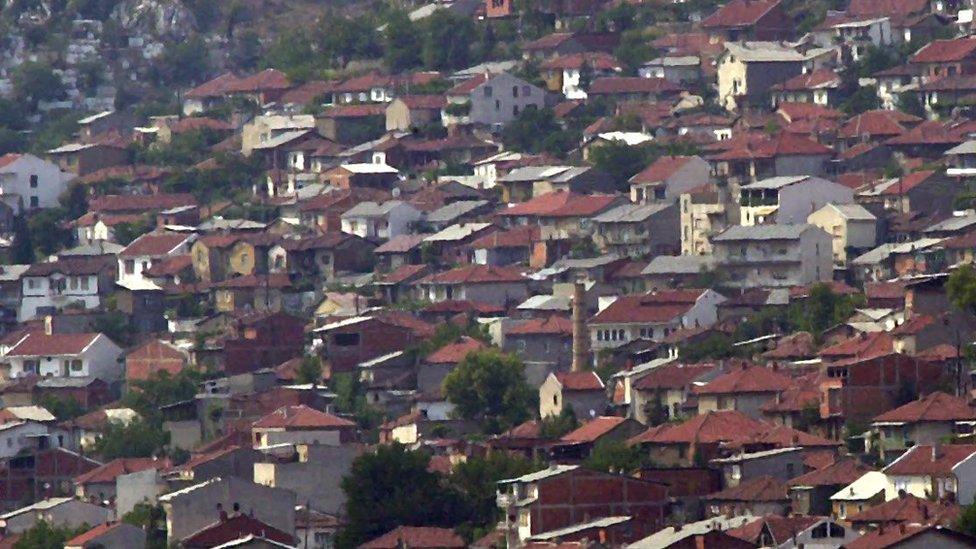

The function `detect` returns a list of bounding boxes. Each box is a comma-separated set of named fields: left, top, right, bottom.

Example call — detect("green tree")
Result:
left=583, top=440, right=644, bottom=474
left=949, top=264, right=976, bottom=316
left=26, top=208, right=72, bottom=256
left=442, top=349, right=535, bottom=433
left=421, top=10, right=475, bottom=71
left=897, top=91, right=926, bottom=117
left=539, top=407, right=578, bottom=438
left=11, top=62, right=64, bottom=112
left=787, top=283, right=862, bottom=338
left=122, top=369, right=202, bottom=425
left=337, top=444, right=465, bottom=548
left=122, top=502, right=167, bottom=549
left=384, top=11, right=422, bottom=72
left=678, top=334, right=735, bottom=361
left=13, top=520, right=88, bottom=549
left=112, top=215, right=152, bottom=245
left=449, top=453, right=535, bottom=541
left=296, top=356, right=323, bottom=385
left=840, top=85, right=881, bottom=115
left=589, top=140, right=651, bottom=191
left=155, top=36, right=210, bottom=87
left=38, top=394, right=84, bottom=421
left=957, top=501, right=976, bottom=536
left=501, top=106, right=561, bottom=153
left=94, top=418, right=170, bottom=459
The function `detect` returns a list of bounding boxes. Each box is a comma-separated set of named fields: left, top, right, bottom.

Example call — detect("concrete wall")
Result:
left=116, top=468, right=161, bottom=518
left=253, top=444, right=361, bottom=514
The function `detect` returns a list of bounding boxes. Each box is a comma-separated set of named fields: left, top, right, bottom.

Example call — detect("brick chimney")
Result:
left=571, top=279, right=589, bottom=373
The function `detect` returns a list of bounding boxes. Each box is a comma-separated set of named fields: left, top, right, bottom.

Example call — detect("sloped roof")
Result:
left=703, top=0, right=782, bottom=28
left=507, top=315, right=573, bottom=336
left=183, top=514, right=295, bottom=548
left=705, top=476, right=789, bottom=502
left=560, top=417, right=626, bottom=444
left=416, top=265, right=527, bottom=285
left=555, top=371, right=605, bottom=391
left=787, top=458, right=872, bottom=487
left=74, top=457, right=169, bottom=485
left=911, top=37, right=976, bottom=64
left=633, top=363, right=717, bottom=391
left=589, top=290, right=705, bottom=325
left=846, top=493, right=959, bottom=525
left=119, top=231, right=190, bottom=258
left=588, top=77, right=682, bottom=95
left=360, top=527, right=465, bottom=549
left=252, top=405, right=356, bottom=430
left=498, top=191, right=619, bottom=218
left=695, top=364, right=791, bottom=395
left=884, top=444, right=976, bottom=476
left=629, top=156, right=697, bottom=185
left=426, top=337, right=485, bottom=365
left=5, top=332, right=101, bottom=357
left=628, top=410, right=769, bottom=445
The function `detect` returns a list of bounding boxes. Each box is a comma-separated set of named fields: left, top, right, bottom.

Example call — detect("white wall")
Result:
left=0, top=155, right=72, bottom=212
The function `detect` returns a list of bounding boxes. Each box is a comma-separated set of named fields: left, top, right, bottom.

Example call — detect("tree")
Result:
left=957, top=501, right=976, bottom=536
left=26, top=208, right=72, bottom=257
left=949, top=264, right=976, bottom=316
left=122, top=369, right=202, bottom=424
left=840, top=85, right=881, bottom=115
left=296, top=356, right=323, bottom=385
left=897, top=91, right=926, bottom=117
left=13, top=520, right=88, bottom=549
left=11, top=62, right=64, bottom=112
left=502, top=106, right=561, bottom=153
left=442, top=349, right=535, bottom=433
left=384, top=11, right=422, bottom=73
left=583, top=440, right=644, bottom=474
left=38, top=394, right=84, bottom=421
left=122, top=503, right=167, bottom=549
left=155, top=37, right=210, bottom=87
left=94, top=417, right=170, bottom=459
left=539, top=407, right=578, bottom=438
left=449, top=453, right=535, bottom=541
left=421, top=10, right=475, bottom=71
left=112, top=215, right=152, bottom=245
left=589, top=140, right=651, bottom=191
left=787, top=283, right=862, bottom=338
left=337, top=444, right=465, bottom=548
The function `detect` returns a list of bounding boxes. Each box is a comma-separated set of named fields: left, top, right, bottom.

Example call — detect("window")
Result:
left=513, top=105, right=520, bottom=116
left=512, top=86, right=519, bottom=97
left=495, top=99, right=500, bottom=110
left=27, top=279, right=37, bottom=290
left=523, top=85, right=531, bottom=96
left=29, top=196, right=38, bottom=208
left=124, top=260, right=135, bottom=274
left=333, top=333, right=360, bottom=346
left=80, top=277, right=89, bottom=290
left=484, top=86, right=493, bottom=98
left=70, top=360, right=82, bottom=372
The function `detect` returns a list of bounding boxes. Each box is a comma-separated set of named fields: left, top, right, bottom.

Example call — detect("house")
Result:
left=585, top=77, right=684, bottom=103
left=844, top=524, right=976, bottom=549
left=497, top=165, right=614, bottom=203
left=74, top=457, right=170, bottom=506
left=787, top=458, right=872, bottom=516
left=0, top=153, right=72, bottom=212
left=882, top=443, right=976, bottom=503
left=702, top=476, right=791, bottom=518
left=312, top=312, right=432, bottom=374
left=771, top=69, right=844, bottom=107
left=708, top=133, right=834, bottom=184
left=702, top=0, right=793, bottom=41
left=190, top=233, right=278, bottom=284
left=360, top=526, right=465, bottom=549
left=845, top=493, right=960, bottom=530
left=630, top=362, right=720, bottom=424
left=496, top=191, right=624, bottom=240
left=342, top=200, right=423, bottom=240
left=831, top=470, right=889, bottom=519
left=418, top=337, right=485, bottom=396
left=856, top=170, right=956, bottom=216
left=550, top=417, right=645, bottom=461
left=3, top=331, right=124, bottom=382
left=181, top=73, right=243, bottom=115
left=538, top=371, right=606, bottom=419
left=19, top=256, right=116, bottom=320
left=270, top=232, right=375, bottom=281
left=629, top=515, right=757, bottom=549
left=679, top=184, right=734, bottom=256
left=443, top=72, right=545, bottom=126
left=872, top=392, right=976, bottom=464
left=711, top=447, right=806, bottom=489
left=591, top=203, right=680, bottom=257
left=158, top=476, right=296, bottom=545
left=117, top=231, right=194, bottom=286
left=695, top=364, right=792, bottom=419
left=726, top=515, right=857, bottom=547
left=588, top=289, right=726, bottom=351
left=46, top=140, right=129, bottom=176
left=125, top=339, right=189, bottom=385
left=251, top=405, right=356, bottom=448
left=64, top=521, right=146, bottom=549
left=0, top=498, right=112, bottom=534
left=629, top=156, right=712, bottom=204
left=539, top=53, right=622, bottom=99
left=712, top=224, right=833, bottom=289
left=496, top=466, right=668, bottom=547
left=946, top=140, right=976, bottom=178
left=628, top=410, right=772, bottom=467
left=807, top=203, right=878, bottom=269
left=413, top=265, right=529, bottom=307
left=386, top=95, right=448, bottom=131
left=503, top=316, right=574, bottom=384
left=640, top=55, right=703, bottom=84
left=181, top=514, right=296, bottom=548
left=910, top=36, right=976, bottom=82
left=323, top=163, right=400, bottom=190
left=717, top=42, right=806, bottom=111
left=468, top=225, right=539, bottom=267
left=422, top=223, right=497, bottom=266
left=219, top=312, right=306, bottom=376
left=739, top=175, right=855, bottom=226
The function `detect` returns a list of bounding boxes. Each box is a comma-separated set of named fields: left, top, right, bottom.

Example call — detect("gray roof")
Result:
left=945, top=140, right=976, bottom=155
left=629, top=514, right=758, bottom=548
left=0, top=265, right=28, bottom=281
left=924, top=214, right=976, bottom=234
left=850, top=243, right=896, bottom=265
left=453, top=60, right=520, bottom=80
left=529, top=517, right=632, bottom=541
left=712, top=224, right=813, bottom=242
left=341, top=200, right=407, bottom=218
left=499, top=464, right=578, bottom=484
left=725, top=41, right=806, bottom=62
left=552, top=254, right=621, bottom=270
left=821, top=203, right=876, bottom=221
left=197, top=218, right=267, bottom=231
left=740, top=175, right=810, bottom=190
left=251, top=129, right=312, bottom=150
left=644, top=55, right=700, bottom=67
left=59, top=240, right=126, bottom=257
left=641, top=255, right=715, bottom=275
left=425, top=200, right=489, bottom=224
left=592, top=203, right=672, bottom=223
left=424, top=222, right=492, bottom=242
left=498, top=166, right=579, bottom=183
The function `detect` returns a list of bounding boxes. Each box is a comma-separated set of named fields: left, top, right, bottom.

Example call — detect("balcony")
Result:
left=496, top=491, right=516, bottom=508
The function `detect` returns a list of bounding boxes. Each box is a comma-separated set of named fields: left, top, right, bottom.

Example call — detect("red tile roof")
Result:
left=705, top=475, right=789, bottom=502
left=185, top=73, right=243, bottom=99
left=377, top=263, right=430, bottom=285
left=168, top=117, right=233, bottom=134
left=911, top=37, right=976, bottom=64
left=588, top=77, right=682, bottom=95
left=64, top=522, right=130, bottom=548
left=847, top=494, right=960, bottom=526
left=119, top=231, right=190, bottom=258
left=737, top=423, right=841, bottom=449
left=416, top=265, right=527, bottom=285
left=398, top=95, right=448, bottom=109
left=89, top=193, right=196, bottom=214
left=143, top=254, right=192, bottom=278
left=447, top=73, right=489, bottom=95
left=774, top=69, right=842, bottom=91
left=183, top=515, right=295, bottom=548
left=589, top=289, right=705, bottom=325
left=224, top=68, right=291, bottom=93
left=775, top=102, right=845, bottom=122
left=360, top=527, right=465, bottom=549
left=5, top=332, right=101, bottom=357
left=279, top=80, right=335, bottom=105
left=24, top=255, right=115, bottom=277
left=507, top=315, right=573, bottom=336
left=843, top=524, right=946, bottom=549
left=727, top=515, right=821, bottom=546
left=468, top=225, right=539, bottom=249
left=628, top=410, right=769, bottom=445
left=709, top=133, right=832, bottom=160
left=555, top=371, right=605, bottom=391
left=848, top=0, right=928, bottom=16
left=787, top=458, right=871, bottom=487
left=540, top=52, right=621, bottom=71
left=498, top=191, right=619, bottom=218
left=426, top=337, right=486, bottom=364
left=74, top=457, right=169, bottom=485
left=837, top=110, right=920, bottom=139
left=126, top=339, right=187, bottom=382
left=703, top=0, right=782, bottom=28
left=561, top=416, right=626, bottom=443
left=884, top=444, right=976, bottom=476
left=523, top=32, right=576, bottom=51
left=695, top=364, right=791, bottom=395
left=633, top=363, right=717, bottom=391
left=886, top=120, right=972, bottom=146
left=252, top=405, right=356, bottom=430
left=819, top=332, right=893, bottom=362
left=629, top=156, right=696, bottom=185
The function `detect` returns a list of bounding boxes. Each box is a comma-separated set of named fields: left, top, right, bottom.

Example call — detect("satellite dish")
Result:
left=589, top=409, right=596, bottom=418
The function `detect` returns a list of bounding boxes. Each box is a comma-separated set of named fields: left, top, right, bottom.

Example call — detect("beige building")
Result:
left=680, top=184, right=735, bottom=255
left=717, top=42, right=805, bottom=112
left=807, top=203, right=878, bottom=269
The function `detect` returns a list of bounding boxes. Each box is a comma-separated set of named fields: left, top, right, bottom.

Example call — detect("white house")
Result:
left=340, top=200, right=422, bottom=240
left=882, top=444, right=976, bottom=504
left=807, top=203, right=878, bottom=269
left=0, top=153, right=73, bottom=213
left=739, top=176, right=855, bottom=226
left=444, top=72, right=546, bottom=127
left=588, top=289, right=727, bottom=351
left=117, top=231, right=195, bottom=286
left=712, top=224, right=833, bottom=289
left=0, top=420, right=58, bottom=459
left=20, top=256, right=114, bottom=321
left=2, top=331, right=125, bottom=382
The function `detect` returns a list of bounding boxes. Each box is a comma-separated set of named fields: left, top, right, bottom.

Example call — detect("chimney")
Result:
left=571, top=279, right=589, bottom=373
left=933, top=442, right=942, bottom=461
left=43, top=316, right=52, bottom=336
